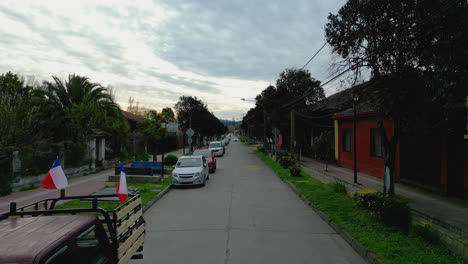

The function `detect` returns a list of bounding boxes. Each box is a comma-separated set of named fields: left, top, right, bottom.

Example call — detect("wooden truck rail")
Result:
left=0, top=190, right=145, bottom=264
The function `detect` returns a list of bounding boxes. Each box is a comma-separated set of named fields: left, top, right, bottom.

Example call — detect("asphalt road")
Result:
left=133, top=141, right=366, bottom=264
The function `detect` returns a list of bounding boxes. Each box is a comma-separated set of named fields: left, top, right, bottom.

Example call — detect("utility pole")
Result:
left=290, top=109, right=295, bottom=159
left=353, top=97, right=358, bottom=184
left=189, top=114, right=193, bottom=153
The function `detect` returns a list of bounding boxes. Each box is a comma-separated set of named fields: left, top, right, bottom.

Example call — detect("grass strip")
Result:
left=55, top=176, right=172, bottom=211
left=254, top=150, right=466, bottom=264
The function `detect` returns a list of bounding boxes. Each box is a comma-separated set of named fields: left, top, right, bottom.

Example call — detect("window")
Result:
left=342, top=129, right=352, bottom=152
left=176, top=158, right=202, bottom=167
left=75, top=225, right=109, bottom=264
left=370, top=128, right=384, bottom=158
left=45, top=246, right=73, bottom=264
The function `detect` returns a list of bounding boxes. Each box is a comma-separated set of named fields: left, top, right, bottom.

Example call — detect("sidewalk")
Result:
left=299, top=156, right=468, bottom=231
left=0, top=149, right=184, bottom=214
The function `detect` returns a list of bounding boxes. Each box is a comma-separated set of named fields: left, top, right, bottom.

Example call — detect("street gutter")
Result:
left=143, top=184, right=172, bottom=213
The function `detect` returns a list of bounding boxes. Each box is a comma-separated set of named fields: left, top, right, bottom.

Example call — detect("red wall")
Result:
left=337, top=117, right=400, bottom=180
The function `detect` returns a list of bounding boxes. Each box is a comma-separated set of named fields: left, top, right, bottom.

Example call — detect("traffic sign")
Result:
left=272, top=127, right=280, bottom=136
left=186, top=128, right=194, bottom=137
left=187, top=138, right=192, bottom=144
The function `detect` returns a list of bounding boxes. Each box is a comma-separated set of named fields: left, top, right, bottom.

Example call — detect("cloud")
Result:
left=0, top=0, right=346, bottom=120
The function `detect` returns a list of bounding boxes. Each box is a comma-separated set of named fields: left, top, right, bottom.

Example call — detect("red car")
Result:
left=193, top=149, right=217, bottom=173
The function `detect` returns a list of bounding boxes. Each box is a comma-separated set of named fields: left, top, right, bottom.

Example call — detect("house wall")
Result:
left=337, top=117, right=400, bottom=180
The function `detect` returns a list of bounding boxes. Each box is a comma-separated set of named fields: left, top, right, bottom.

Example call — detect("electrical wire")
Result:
left=278, top=0, right=458, bottom=111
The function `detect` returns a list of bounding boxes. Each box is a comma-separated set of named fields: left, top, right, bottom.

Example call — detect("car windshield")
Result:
left=209, top=143, right=221, bottom=148
left=176, top=158, right=201, bottom=168
left=194, top=151, right=211, bottom=158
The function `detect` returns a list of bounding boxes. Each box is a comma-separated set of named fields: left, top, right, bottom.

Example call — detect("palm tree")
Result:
left=33, top=74, right=126, bottom=147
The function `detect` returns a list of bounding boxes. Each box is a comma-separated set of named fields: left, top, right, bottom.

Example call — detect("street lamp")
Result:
left=353, top=96, right=359, bottom=184
left=242, top=98, right=267, bottom=149
left=160, top=117, right=167, bottom=179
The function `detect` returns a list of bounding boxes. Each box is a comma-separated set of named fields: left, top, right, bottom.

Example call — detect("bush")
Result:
left=279, top=156, right=295, bottom=169
left=289, top=165, right=301, bottom=177
left=353, top=189, right=411, bottom=231
left=135, top=152, right=149, bottom=161
left=256, top=145, right=265, bottom=153
left=413, top=221, right=440, bottom=245
left=330, top=182, right=347, bottom=195
left=164, top=154, right=178, bottom=166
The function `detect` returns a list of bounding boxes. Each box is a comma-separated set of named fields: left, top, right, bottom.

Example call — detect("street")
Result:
left=134, top=141, right=366, bottom=264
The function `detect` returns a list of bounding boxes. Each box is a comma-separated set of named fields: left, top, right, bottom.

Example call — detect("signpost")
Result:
left=272, top=127, right=280, bottom=161
left=186, top=128, right=194, bottom=153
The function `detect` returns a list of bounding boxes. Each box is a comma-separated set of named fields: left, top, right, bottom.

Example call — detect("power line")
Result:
left=279, top=0, right=458, bottom=111
left=300, top=42, right=327, bottom=70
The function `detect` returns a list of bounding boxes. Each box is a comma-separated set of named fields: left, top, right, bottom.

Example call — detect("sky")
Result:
left=0, top=0, right=347, bottom=120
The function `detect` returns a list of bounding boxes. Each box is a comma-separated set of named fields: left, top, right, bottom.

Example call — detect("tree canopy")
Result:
left=174, top=96, right=227, bottom=142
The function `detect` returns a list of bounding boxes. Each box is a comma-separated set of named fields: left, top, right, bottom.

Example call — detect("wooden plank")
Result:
left=22, top=201, right=46, bottom=212
left=118, top=233, right=145, bottom=264
left=118, top=223, right=145, bottom=259
left=116, top=198, right=141, bottom=220
left=117, top=210, right=143, bottom=236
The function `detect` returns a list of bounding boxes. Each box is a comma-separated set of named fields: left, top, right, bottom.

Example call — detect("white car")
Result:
left=171, top=156, right=209, bottom=186
left=209, top=141, right=224, bottom=157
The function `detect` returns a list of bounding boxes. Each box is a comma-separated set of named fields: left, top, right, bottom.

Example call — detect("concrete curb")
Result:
left=255, top=152, right=384, bottom=264
left=143, top=184, right=172, bottom=213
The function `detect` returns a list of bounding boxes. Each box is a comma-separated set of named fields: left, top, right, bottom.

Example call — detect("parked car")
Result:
left=209, top=141, right=224, bottom=157
left=193, top=149, right=217, bottom=173
left=172, top=155, right=209, bottom=186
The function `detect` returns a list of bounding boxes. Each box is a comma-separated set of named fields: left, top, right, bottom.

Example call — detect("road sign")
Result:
left=272, top=127, right=280, bottom=136
left=187, top=138, right=192, bottom=144
left=186, top=128, right=194, bottom=137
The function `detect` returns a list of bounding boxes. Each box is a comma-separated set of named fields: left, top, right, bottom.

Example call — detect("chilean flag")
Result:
left=41, top=157, right=68, bottom=189
left=116, top=164, right=128, bottom=202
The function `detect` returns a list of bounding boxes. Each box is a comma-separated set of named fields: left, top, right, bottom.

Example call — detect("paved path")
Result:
left=134, top=142, right=365, bottom=263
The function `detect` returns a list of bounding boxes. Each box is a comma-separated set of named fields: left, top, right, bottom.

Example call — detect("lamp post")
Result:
left=160, top=117, right=167, bottom=179
left=353, top=96, right=359, bottom=184
left=242, top=98, right=267, bottom=149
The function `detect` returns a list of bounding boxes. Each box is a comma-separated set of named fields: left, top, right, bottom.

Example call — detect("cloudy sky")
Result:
left=0, top=0, right=347, bottom=120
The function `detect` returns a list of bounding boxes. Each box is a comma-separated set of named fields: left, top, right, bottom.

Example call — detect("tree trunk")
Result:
left=378, top=117, right=399, bottom=196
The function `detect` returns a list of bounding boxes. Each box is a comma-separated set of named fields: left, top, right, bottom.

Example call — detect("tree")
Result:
left=325, top=0, right=467, bottom=196
left=243, top=68, right=324, bottom=151
left=0, top=72, right=36, bottom=147
left=175, top=96, right=227, bottom=146
left=33, top=74, right=127, bottom=163
left=137, top=110, right=166, bottom=161
left=161, top=107, right=175, bottom=121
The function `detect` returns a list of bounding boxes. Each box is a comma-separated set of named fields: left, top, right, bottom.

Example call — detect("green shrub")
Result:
left=164, top=154, right=178, bottom=166
left=279, top=156, right=295, bottom=169
left=256, top=145, right=265, bottom=153
left=413, top=221, right=440, bottom=245
left=353, top=189, right=411, bottom=231
left=135, top=152, right=149, bottom=161
left=330, top=182, right=347, bottom=195
left=289, top=165, right=301, bottom=177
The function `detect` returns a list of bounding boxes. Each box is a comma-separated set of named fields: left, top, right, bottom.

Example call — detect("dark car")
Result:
left=193, top=149, right=217, bottom=173
left=0, top=215, right=113, bottom=264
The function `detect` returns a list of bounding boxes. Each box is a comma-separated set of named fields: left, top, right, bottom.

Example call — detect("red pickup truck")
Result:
left=0, top=191, right=145, bottom=264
